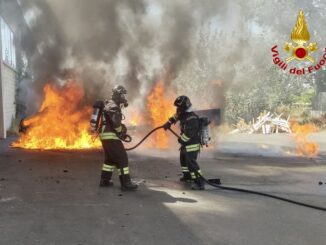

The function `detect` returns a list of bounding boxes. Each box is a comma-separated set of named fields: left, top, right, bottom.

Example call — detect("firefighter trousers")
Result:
left=180, top=148, right=202, bottom=180
left=100, top=139, right=132, bottom=185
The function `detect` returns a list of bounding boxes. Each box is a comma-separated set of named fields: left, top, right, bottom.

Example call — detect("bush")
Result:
left=308, top=114, right=326, bottom=130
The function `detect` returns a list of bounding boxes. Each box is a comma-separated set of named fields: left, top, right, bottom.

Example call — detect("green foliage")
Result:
left=225, top=65, right=312, bottom=124
left=291, top=88, right=315, bottom=104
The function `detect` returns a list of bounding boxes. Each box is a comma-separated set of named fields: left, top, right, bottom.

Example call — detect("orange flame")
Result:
left=12, top=81, right=101, bottom=150
left=129, top=111, right=142, bottom=127
left=146, top=81, right=175, bottom=149
left=291, top=121, right=319, bottom=156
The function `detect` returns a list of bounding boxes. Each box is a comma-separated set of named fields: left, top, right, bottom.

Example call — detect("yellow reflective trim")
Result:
left=101, top=132, right=118, bottom=136
left=118, top=167, right=130, bottom=175
left=180, top=134, right=190, bottom=142
left=115, top=126, right=122, bottom=133
left=186, top=147, right=200, bottom=150
left=100, top=132, right=118, bottom=137
left=182, top=134, right=190, bottom=140
left=186, top=144, right=200, bottom=149
left=185, top=144, right=200, bottom=152
left=180, top=137, right=188, bottom=142
left=102, top=164, right=115, bottom=172
left=186, top=147, right=200, bottom=152
left=190, top=172, right=196, bottom=179
left=122, top=167, right=129, bottom=175
left=100, top=132, right=119, bottom=140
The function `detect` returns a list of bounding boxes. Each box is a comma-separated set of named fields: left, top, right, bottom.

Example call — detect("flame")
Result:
left=291, top=10, right=310, bottom=44
left=291, top=121, right=319, bottom=156
left=211, top=80, right=223, bottom=86
left=12, top=81, right=101, bottom=150
left=129, top=111, right=142, bottom=127
left=146, top=81, right=175, bottom=149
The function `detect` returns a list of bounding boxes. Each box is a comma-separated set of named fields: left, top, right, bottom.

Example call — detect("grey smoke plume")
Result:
left=14, top=0, right=225, bottom=113
left=9, top=0, right=326, bottom=115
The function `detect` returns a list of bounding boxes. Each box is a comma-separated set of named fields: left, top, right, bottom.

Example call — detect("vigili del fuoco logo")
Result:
left=271, top=10, right=326, bottom=75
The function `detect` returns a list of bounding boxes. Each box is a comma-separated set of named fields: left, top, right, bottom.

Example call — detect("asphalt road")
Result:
left=0, top=136, right=326, bottom=245
left=217, top=132, right=326, bottom=158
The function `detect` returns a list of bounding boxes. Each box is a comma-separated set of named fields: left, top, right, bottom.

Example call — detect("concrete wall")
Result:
left=0, top=63, right=16, bottom=138
left=0, top=59, right=3, bottom=138
left=0, top=15, right=17, bottom=139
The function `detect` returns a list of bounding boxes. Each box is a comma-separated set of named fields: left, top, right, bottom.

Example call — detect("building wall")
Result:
left=0, top=63, right=16, bottom=138
left=0, top=60, right=3, bottom=138
left=0, top=16, right=17, bottom=139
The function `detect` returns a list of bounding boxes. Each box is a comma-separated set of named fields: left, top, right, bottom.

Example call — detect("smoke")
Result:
left=9, top=0, right=326, bottom=115
left=13, top=0, right=225, bottom=113
left=172, top=0, right=326, bottom=111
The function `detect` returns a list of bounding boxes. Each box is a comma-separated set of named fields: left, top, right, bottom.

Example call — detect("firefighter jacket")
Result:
left=169, top=112, right=201, bottom=152
left=100, top=100, right=125, bottom=141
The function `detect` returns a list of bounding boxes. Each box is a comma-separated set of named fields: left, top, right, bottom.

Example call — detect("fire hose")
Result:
left=124, top=126, right=164, bottom=151
left=123, top=125, right=326, bottom=212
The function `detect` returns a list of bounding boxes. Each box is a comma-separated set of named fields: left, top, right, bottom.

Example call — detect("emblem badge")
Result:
left=284, top=10, right=318, bottom=63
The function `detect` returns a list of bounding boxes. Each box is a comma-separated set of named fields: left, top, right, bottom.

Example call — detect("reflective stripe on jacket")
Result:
left=100, top=132, right=119, bottom=140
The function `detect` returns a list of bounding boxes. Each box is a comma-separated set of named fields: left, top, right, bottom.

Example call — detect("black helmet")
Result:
left=174, top=95, right=192, bottom=112
left=112, top=85, right=128, bottom=107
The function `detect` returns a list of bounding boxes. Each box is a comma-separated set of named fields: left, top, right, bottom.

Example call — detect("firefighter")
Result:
left=98, top=85, right=138, bottom=191
left=163, top=96, right=205, bottom=190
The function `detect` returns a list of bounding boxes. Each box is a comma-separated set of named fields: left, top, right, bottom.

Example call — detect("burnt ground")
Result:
left=0, top=135, right=326, bottom=245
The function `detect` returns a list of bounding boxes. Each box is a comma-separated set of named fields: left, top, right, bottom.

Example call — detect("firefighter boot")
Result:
left=119, top=174, right=138, bottom=191
left=191, top=177, right=205, bottom=190
left=179, top=172, right=192, bottom=183
left=99, top=171, right=114, bottom=187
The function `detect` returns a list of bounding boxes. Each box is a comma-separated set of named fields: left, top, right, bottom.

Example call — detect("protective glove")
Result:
left=119, top=133, right=128, bottom=141
left=163, top=121, right=172, bottom=130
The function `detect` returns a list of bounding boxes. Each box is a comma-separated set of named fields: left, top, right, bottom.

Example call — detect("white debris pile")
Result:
left=231, top=111, right=292, bottom=134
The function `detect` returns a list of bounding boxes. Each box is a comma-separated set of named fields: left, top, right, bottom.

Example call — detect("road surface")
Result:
left=0, top=135, right=325, bottom=245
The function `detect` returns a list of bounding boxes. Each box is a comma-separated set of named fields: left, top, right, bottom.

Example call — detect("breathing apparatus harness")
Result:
left=90, top=100, right=132, bottom=143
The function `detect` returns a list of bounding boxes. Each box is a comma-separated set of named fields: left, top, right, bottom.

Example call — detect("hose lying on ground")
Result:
left=202, top=176, right=326, bottom=212
left=125, top=125, right=326, bottom=212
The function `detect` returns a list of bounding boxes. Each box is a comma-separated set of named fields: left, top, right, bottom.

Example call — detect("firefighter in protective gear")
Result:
left=98, top=85, right=138, bottom=191
left=163, top=96, right=205, bottom=190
